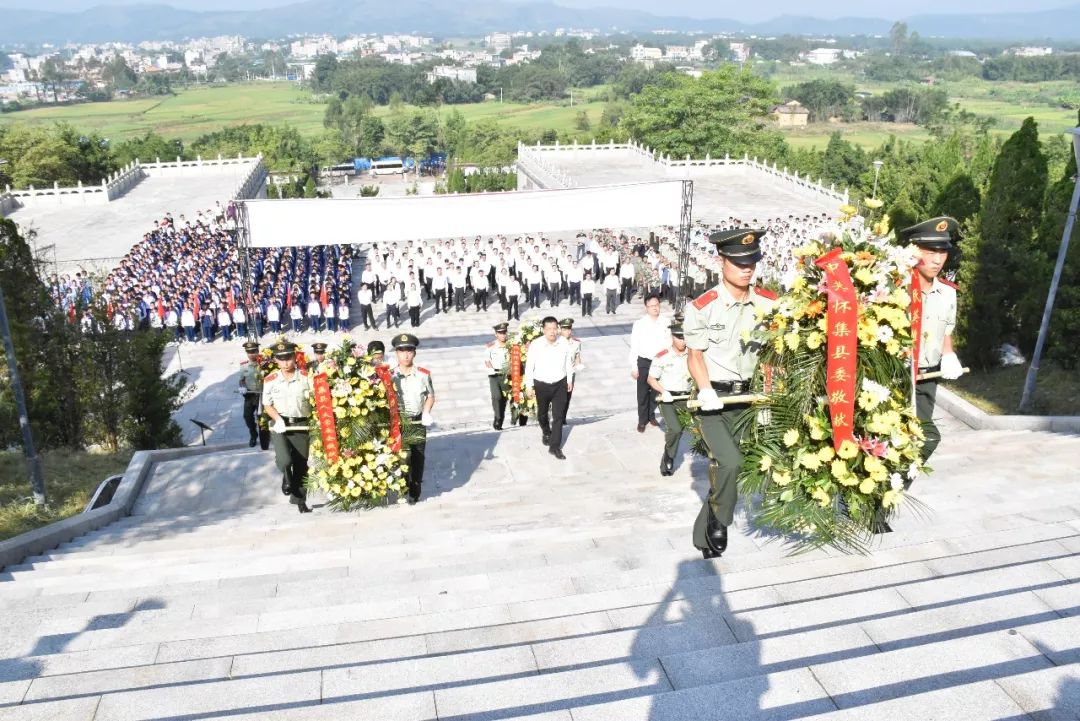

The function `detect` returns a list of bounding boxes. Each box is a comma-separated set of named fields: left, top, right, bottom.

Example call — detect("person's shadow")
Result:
left=627, top=558, right=766, bottom=719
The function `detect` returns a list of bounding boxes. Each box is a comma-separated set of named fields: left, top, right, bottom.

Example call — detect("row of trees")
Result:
left=0, top=219, right=185, bottom=453
left=783, top=79, right=950, bottom=126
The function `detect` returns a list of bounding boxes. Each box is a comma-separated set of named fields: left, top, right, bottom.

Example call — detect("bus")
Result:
left=371, top=157, right=405, bottom=175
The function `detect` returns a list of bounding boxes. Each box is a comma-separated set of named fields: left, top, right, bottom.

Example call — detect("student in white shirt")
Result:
left=383, top=280, right=402, bottom=328
left=628, top=292, right=671, bottom=432
left=581, top=272, right=595, bottom=317
left=358, top=283, right=376, bottom=330
left=407, top=283, right=423, bottom=327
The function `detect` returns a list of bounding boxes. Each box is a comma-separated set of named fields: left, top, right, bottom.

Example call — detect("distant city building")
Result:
left=426, top=66, right=477, bottom=84
left=631, top=44, right=663, bottom=62
left=1009, top=46, right=1053, bottom=57
left=728, top=42, right=750, bottom=63
left=487, top=33, right=513, bottom=52
left=805, top=48, right=842, bottom=65
left=772, top=100, right=810, bottom=127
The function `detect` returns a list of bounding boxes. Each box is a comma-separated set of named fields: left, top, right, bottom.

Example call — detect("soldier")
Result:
left=485, top=322, right=511, bottom=430
left=392, top=333, right=435, bottom=504
left=647, top=321, right=692, bottom=476
left=238, top=341, right=263, bottom=447
left=900, top=217, right=965, bottom=471
left=684, top=229, right=776, bottom=558
left=367, top=340, right=386, bottom=366
left=261, top=341, right=312, bottom=514
left=558, top=318, right=583, bottom=424
left=307, top=342, right=329, bottom=374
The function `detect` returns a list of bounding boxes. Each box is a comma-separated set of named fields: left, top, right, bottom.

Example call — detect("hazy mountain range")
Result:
left=2, top=0, right=1079, bottom=45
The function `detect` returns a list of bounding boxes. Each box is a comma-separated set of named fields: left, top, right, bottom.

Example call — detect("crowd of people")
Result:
left=82, top=207, right=353, bottom=343
left=55, top=199, right=832, bottom=345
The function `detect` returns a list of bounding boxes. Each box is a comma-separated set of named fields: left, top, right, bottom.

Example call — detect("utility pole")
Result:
left=0, top=285, right=46, bottom=506
left=1020, top=127, right=1080, bottom=412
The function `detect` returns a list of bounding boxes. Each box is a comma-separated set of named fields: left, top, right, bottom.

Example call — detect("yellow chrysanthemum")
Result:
left=837, top=439, right=859, bottom=459
left=806, top=332, right=825, bottom=350
left=811, top=486, right=831, bottom=507
left=773, top=470, right=793, bottom=487
left=784, top=332, right=801, bottom=351
left=817, top=446, right=835, bottom=462
left=799, top=452, right=822, bottom=471
left=783, top=428, right=800, bottom=447
left=859, top=477, right=877, bottom=494
left=759, top=456, right=773, bottom=472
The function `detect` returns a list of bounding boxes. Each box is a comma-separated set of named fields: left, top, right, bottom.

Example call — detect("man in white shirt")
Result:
left=267, top=301, right=281, bottom=334
left=505, top=275, right=521, bottom=321
left=358, top=283, right=376, bottom=330
left=603, top=267, right=620, bottom=314
left=338, top=300, right=350, bottom=333
left=619, top=259, right=636, bottom=304
left=524, top=316, right=575, bottom=460
left=628, top=292, right=671, bottom=432
left=306, top=294, right=322, bottom=332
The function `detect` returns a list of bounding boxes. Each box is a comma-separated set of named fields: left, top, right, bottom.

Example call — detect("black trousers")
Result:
left=386, top=304, right=401, bottom=327
left=409, top=305, right=420, bottom=326
left=506, top=296, right=519, bottom=320
left=242, top=394, right=259, bottom=442
left=474, top=289, right=488, bottom=311
left=569, top=282, right=581, bottom=305
left=582, top=293, right=593, bottom=316
left=407, top=420, right=427, bottom=500
left=534, top=378, right=568, bottom=450
left=636, top=357, right=657, bottom=425
left=435, top=288, right=447, bottom=313
left=489, top=374, right=507, bottom=425
left=360, top=304, right=376, bottom=329
left=454, top=288, right=465, bottom=311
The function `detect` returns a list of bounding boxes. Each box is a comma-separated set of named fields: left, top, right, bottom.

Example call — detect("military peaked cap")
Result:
left=708, top=228, right=766, bottom=265
left=392, top=333, right=419, bottom=350
left=898, top=216, right=958, bottom=251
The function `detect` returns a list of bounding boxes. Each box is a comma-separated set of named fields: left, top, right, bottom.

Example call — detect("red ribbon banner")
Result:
left=909, top=267, right=923, bottom=376
left=815, top=248, right=859, bottom=451
left=312, top=373, right=340, bottom=464
left=375, top=365, right=402, bottom=453
left=510, top=345, right=523, bottom=403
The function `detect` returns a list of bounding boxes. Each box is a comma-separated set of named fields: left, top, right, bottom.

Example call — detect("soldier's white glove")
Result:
left=940, top=353, right=964, bottom=380
left=696, top=388, right=725, bottom=411
left=271, top=418, right=286, bottom=434
left=420, top=411, right=434, bottom=427
left=660, top=390, right=674, bottom=404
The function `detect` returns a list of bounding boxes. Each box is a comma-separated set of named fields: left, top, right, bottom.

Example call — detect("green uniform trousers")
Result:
left=272, top=430, right=309, bottom=502
left=916, top=380, right=941, bottom=463
left=692, top=406, right=746, bottom=551
left=658, top=399, right=689, bottom=461
left=489, top=374, right=507, bottom=426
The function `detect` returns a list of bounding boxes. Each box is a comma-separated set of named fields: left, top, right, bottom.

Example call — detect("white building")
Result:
left=728, top=42, right=750, bottom=63
left=664, top=46, right=690, bottom=61
left=487, top=33, right=512, bottom=52
left=426, top=66, right=477, bottom=83
left=1010, top=46, right=1053, bottom=57
left=805, top=48, right=842, bottom=65
left=630, top=44, right=663, bottom=62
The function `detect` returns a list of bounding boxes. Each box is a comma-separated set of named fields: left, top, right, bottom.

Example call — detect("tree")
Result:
left=784, top=80, right=856, bottom=123
left=889, top=22, right=909, bottom=55
left=620, top=66, right=785, bottom=160
left=39, top=57, right=68, bottom=103
left=931, top=173, right=981, bottom=226
left=819, top=133, right=868, bottom=190
left=101, top=55, right=137, bottom=92
left=957, top=117, right=1049, bottom=366
left=311, top=54, right=339, bottom=92
left=112, top=132, right=185, bottom=166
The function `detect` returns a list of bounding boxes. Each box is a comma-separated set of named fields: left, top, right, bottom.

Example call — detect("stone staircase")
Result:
left=0, top=414, right=1078, bottom=720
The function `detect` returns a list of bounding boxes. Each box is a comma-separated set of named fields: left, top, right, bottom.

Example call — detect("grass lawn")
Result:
left=782, top=122, right=933, bottom=150
left=944, top=361, right=1080, bottom=416
left=0, top=449, right=132, bottom=542
left=0, top=82, right=608, bottom=142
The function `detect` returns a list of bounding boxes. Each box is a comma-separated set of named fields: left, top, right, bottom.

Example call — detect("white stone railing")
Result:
left=523, top=138, right=849, bottom=204
left=138, top=153, right=259, bottom=173
left=106, top=161, right=146, bottom=200
left=232, top=154, right=268, bottom=200
left=516, top=142, right=575, bottom=189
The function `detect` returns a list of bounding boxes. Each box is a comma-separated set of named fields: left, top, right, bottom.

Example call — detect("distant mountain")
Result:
left=2, top=0, right=1079, bottom=46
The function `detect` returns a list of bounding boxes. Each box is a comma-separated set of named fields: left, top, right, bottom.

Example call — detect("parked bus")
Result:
left=371, top=157, right=405, bottom=175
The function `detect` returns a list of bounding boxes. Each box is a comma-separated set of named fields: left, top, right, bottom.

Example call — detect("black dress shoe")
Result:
left=407, top=496, right=418, bottom=505
left=701, top=547, right=720, bottom=560
left=281, top=475, right=290, bottom=496
left=636, top=424, right=646, bottom=433
left=648, top=418, right=660, bottom=427
left=494, top=420, right=503, bottom=430
left=706, top=522, right=729, bottom=555
left=660, top=455, right=674, bottom=476
left=550, top=447, right=566, bottom=460
left=542, top=433, right=551, bottom=446
left=297, top=502, right=312, bottom=514
left=249, top=437, right=257, bottom=447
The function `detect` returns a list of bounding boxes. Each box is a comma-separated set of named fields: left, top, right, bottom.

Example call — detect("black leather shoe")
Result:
left=636, top=424, right=646, bottom=433
left=407, top=496, right=418, bottom=505
left=249, top=437, right=257, bottom=447
left=660, top=455, right=674, bottom=476
left=281, top=475, right=290, bottom=496
left=706, top=519, right=729, bottom=555
left=701, top=547, right=720, bottom=559
left=550, top=447, right=566, bottom=460
left=494, top=420, right=503, bottom=430
left=542, top=433, right=551, bottom=446
left=297, top=502, right=312, bottom=514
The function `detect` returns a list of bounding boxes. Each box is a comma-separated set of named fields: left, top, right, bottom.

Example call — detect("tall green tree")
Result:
left=620, top=66, right=785, bottom=160
left=1038, top=113, right=1080, bottom=368
left=957, top=117, right=1049, bottom=366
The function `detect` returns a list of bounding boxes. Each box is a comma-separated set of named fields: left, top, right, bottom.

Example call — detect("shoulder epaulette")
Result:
left=418, top=366, right=431, bottom=375
left=655, top=349, right=669, bottom=359
left=264, top=372, right=279, bottom=381
left=939, top=278, right=959, bottom=291
left=692, top=289, right=718, bottom=310
left=754, top=286, right=778, bottom=301
left=572, top=336, right=581, bottom=342
left=240, top=360, right=249, bottom=366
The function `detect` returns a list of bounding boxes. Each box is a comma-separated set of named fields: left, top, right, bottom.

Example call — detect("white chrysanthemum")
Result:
left=890, top=472, right=904, bottom=490
left=876, top=325, right=895, bottom=343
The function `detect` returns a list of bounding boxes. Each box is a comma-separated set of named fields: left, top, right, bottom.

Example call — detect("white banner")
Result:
left=242, top=181, right=685, bottom=247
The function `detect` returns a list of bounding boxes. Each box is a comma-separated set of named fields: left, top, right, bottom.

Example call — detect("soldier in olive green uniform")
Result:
left=238, top=341, right=263, bottom=447
left=558, top=318, right=583, bottom=424
left=683, top=229, right=777, bottom=558
left=900, top=217, right=965, bottom=471
left=307, top=342, right=329, bottom=374
left=392, top=333, right=435, bottom=504
left=647, top=321, right=692, bottom=476
left=484, top=323, right=511, bottom=430
left=261, top=341, right=313, bottom=514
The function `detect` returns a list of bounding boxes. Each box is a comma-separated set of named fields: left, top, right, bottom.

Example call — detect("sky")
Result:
left=4, top=0, right=1074, bottom=19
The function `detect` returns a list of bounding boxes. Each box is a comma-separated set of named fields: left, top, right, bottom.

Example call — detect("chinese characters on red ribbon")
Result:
left=815, top=248, right=859, bottom=450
